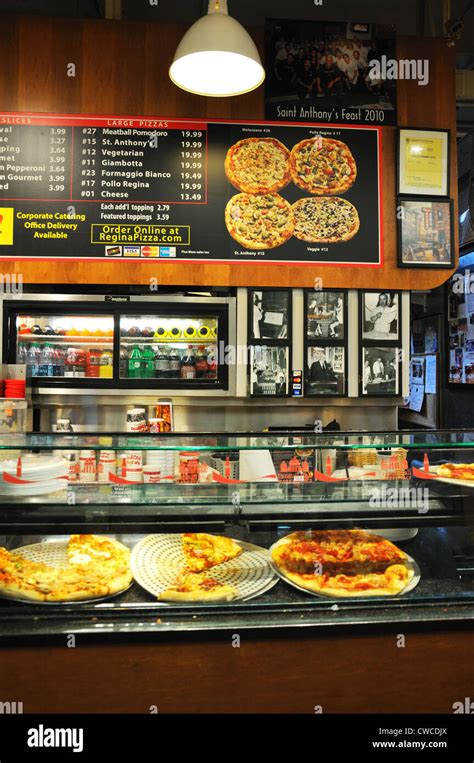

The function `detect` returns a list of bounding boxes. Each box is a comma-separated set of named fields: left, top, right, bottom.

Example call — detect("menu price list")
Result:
left=0, top=120, right=207, bottom=204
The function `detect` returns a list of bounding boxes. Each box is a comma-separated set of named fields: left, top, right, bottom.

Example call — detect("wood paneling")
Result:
left=0, top=629, right=472, bottom=713
left=0, top=14, right=458, bottom=289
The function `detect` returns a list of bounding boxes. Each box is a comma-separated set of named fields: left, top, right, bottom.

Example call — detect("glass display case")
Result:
left=0, top=429, right=473, bottom=639
left=3, top=298, right=229, bottom=390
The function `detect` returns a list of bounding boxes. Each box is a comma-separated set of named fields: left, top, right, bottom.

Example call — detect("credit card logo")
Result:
left=105, top=245, right=122, bottom=257
left=123, top=246, right=140, bottom=257
left=159, top=246, right=176, bottom=258
left=141, top=246, right=159, bottom=258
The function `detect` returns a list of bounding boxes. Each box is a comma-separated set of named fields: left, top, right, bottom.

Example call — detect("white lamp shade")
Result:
left=169, top=10, right=265, bottom=97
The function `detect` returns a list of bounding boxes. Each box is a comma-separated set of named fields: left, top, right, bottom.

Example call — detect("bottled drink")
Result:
left=195, top=345, right=209, bottom=379
left=168, top=349, right=181, bottom=378
left=180, top=346, right=196, bottom=380
left=38, top=343, right=54, bottom=377
left=17, top=343, right=27, bottom=365
left=141, top=346, right=155, bottom=379
left=99, top=349, right=113, bottom=379
left=207, top=346, right=217, bottom=378
left=154, top=345, right=170, bottom=379
left=119, top=347, right=129, bottom=378
left=52, top=346, right=65, bottom=377
left=128, top=346, right=143, bottom=379
left=86, top=349, right=101, bottom=378
left=73, top=348, right=86, bottom=377
left=65, top=347, right=76, bottom=378
left=26, top=343, right=40, bottom=377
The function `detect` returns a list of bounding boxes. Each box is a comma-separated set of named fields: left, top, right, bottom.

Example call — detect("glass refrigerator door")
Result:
left=119, top=314, right=218, bottom=383
left=16, top=314, right=114, bottom=381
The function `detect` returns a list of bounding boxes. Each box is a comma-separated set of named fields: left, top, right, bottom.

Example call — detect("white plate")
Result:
left=0, top=480, right=68, bottom=496
left=131, top=534, right=278, bottom=605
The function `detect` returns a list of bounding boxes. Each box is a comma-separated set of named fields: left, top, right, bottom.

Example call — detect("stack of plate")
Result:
left=144, top=450, right=175, bottom=481
left=0, top=454, right=69, bottom=496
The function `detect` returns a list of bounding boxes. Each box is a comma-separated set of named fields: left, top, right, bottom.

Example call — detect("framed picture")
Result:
left=361, top=291, right=400, bottom=342
left=249, top=289, right=290, bottom=341
left=306, top=345, right=346, bottom=397
left=397, top=127, right=450, bottom=196
left=250, top=345, right=289, bottom=396
left=446, top=277, right=474, bottom=386
left=305, top=290, right=345, bottom=340
left=361, top=346, right=400, bottom=396
left=397, top=196, right=454, bottom=269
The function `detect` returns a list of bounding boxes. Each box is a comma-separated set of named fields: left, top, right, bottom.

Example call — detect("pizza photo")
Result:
left=289, top=137, right=357, bottom=195
left=271, top=529, right=418, bottom=598
left=225, top=137, right=291, bottom=194
left=0, top=534, right=132, bottom=603
left=225, top=192, right=295, bottom=249
left=292, top=196, right=360, bottom=243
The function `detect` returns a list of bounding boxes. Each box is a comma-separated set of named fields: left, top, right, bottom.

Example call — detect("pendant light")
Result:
left=169, top=0, right=265, bottom=97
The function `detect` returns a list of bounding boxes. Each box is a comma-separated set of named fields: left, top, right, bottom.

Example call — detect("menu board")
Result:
left=0, top=113, right=382, bottom=266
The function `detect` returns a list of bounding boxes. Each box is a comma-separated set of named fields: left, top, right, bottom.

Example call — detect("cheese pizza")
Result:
left=272, top=529, right=414, bottom=597
left=182, top=533, right=243, bottom=572
left=225, top=192, right=294, bottom=250
left=225, top=137, right=291, bottom=195
left=0, top=535, right=132, bottom=602
left=292, top=196, right=360, bottom=243
left=289, top=137, right=357, bottom=195
left=159, top=569, right=238, bottom=602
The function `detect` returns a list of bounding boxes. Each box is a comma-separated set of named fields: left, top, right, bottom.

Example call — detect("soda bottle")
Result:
left=154, top=345, right=170, bottom=379
left=86, top=349, right=101, bottom=378
left=168, top=349, right=181, bottom=378
left=65, top=347, right=76, bottom=378
left=38, top=343, right=53, bottom=377
left=99, top=349, right=113, bottom=379
left=195, top=345, right=209, bottom=379
left=17, top=342, right=27, bottom=365
left=180, top=346, right=196, bottom=380
left=74, top=348, right=86, bottom=377
left=141, top=346, right=155, bottom=379
left=56, top=346, right=65, bottom=377
left=207, top=345, right=217, bottom=378
left=119, top=347, right=129, bottom=378
left=128, top=345, right=143, bottom=379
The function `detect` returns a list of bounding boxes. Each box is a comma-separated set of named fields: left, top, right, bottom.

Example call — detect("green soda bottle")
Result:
left=128, top=345, right=143, bottom=379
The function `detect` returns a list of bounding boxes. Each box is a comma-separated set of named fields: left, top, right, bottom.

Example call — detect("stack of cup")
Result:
left=97, top=450, right=117, bottom=483
left=144, top=449, right=175, bottom=483
left=4, top=379, right=26, bottom=399
left=78, top=450, right=97, bottom=483
left=124, top=451, right=143, bottom=483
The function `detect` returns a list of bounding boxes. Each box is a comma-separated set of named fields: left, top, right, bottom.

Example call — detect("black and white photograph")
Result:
left=306, top=346, right=345, bottom=396
left=362, top=292, right=399, bottom=341
left=250, top=345, right=289, bottom=396
left=306, top=291, right=345, bottom=339
left=362, top=346, right=399, bottom=396
left=250, top=290, right=290, bottom=340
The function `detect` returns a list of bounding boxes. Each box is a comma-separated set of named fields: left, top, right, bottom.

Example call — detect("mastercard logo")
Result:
left=141, top=246, right=159, bottom=258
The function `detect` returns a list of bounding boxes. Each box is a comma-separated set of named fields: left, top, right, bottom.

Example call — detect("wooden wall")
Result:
left=0, top=14, right=458, bottom=289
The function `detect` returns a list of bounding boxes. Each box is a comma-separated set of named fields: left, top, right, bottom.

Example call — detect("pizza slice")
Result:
left=158, top=569, right=238, bottom=602
left=182, top=533, right=243, bottom=572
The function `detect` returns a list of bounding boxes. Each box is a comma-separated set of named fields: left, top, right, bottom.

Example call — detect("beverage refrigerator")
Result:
left=2, top=293, right=232, bottom=392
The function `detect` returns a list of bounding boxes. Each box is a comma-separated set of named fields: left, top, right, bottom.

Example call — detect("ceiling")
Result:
left=0, top=0, right=472, bottom=56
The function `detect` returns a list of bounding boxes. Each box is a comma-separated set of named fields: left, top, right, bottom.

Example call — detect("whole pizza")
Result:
left=292, top=196, right=360, bottom=243
left=436, top=463, right=474, bottom=481
left=289, top=137, right=357, bottom=195
left=0, top=534, right=132, bottom=602
left=271, top=529, right=415, bottom=597
left=225, top=192, right=294, bottom=250
left=225, top=137, right=291, bottom=194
